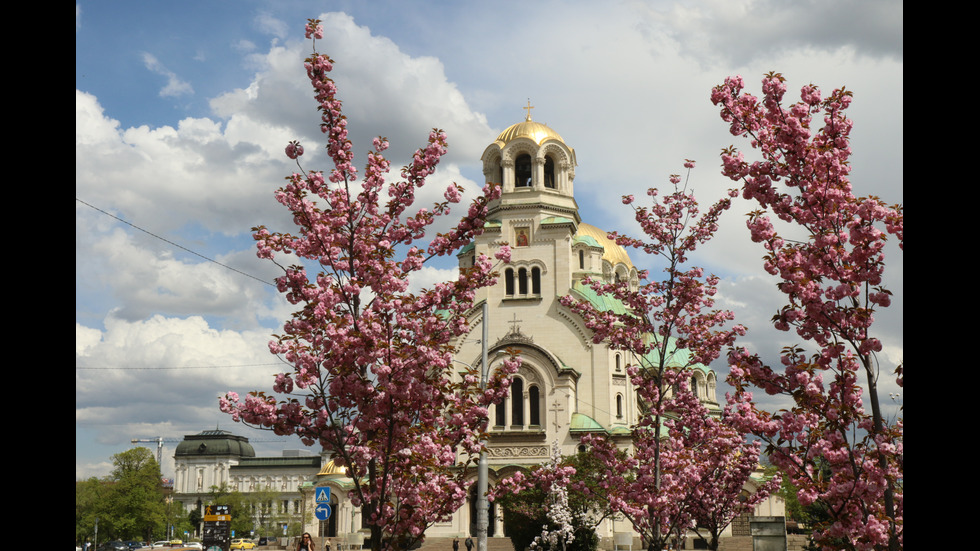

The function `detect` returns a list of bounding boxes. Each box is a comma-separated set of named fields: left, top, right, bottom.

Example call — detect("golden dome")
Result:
left=317, top=458, right=348, bottom=477
left=575, top=223, right=633, bottom=268
left=495, top=119, right=565, bottom=146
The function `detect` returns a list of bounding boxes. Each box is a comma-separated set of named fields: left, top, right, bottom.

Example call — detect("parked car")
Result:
left=230, top=540, right=256, bottom=550
left=98, top=542, right=129, bottom=551
left=123, top=541, right=142, bottom=550
left=184, top=543, right=203, bottom=550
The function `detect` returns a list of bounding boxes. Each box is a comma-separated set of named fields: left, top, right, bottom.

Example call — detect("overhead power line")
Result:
left=76, top=363, right=283, bottom=370
left=76, top=197, right=274, bottom=287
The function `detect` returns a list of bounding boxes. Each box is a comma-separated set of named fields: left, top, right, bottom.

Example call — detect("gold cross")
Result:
left=523, top=99, right=534, bottom=121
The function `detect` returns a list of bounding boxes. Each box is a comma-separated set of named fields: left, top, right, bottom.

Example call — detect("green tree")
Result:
left=249, top=485, right=284, bottom=538
left=109, top=447, right=168, bottom=542
left=76, top=477, right=112, bottom=546
left=168, top=499, right=197, bottom=542
left=76, top=448, right=168, bottom=544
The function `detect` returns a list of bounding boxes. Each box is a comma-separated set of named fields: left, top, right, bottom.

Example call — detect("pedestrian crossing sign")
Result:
left=316, top=486, right=331, bottom=503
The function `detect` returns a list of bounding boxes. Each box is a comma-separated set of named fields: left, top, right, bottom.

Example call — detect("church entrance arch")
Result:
left=469, top=484, right=495, bottom=537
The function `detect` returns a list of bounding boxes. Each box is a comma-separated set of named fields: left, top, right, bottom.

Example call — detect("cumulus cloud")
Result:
left=75, top=89, right=295, bottom=236
left=75, top=313, right=288, bottom=478
left=211, top=12, right=494, bottom=170
left=631, top=0, right=903, bottom=67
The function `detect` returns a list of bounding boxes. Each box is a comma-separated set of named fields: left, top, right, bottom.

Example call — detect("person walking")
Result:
left=297, top=533, right=316, bottom=551
left=465, top=537, right=473, bottom=551
left=453, top=538, right=459, bottom=551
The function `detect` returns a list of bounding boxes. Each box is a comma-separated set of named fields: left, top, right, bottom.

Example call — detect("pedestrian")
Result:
left=297, top=532, right=316, bottom=551
left=453, top=538, right=459, bottom=551
left=465, top=537, right=473, bottom=551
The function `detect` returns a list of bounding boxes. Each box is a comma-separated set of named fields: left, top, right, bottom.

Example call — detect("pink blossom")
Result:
left=285, top=140, right=304, bottom=159
left=224, top=21, right=516, bottom=551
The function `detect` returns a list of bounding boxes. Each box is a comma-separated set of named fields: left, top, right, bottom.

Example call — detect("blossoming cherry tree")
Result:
left=220, top=19, right=518, bottom=551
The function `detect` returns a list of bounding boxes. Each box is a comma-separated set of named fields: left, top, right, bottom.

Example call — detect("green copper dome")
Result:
left=174, top=429, right=256, bottom=458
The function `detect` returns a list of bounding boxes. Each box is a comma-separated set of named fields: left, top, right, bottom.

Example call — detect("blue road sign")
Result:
left=315, top=503, right=332, bottom=521
left=316, top=486, right=331, bottom=503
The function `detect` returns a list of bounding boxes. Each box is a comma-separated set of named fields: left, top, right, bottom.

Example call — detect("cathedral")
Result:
left=312, top=111, right=725, bottom=540
left=172, top=113, right=783, bottom=547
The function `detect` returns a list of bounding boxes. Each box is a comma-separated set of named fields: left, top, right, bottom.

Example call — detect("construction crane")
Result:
left=131, top=436, right=181, bottom=466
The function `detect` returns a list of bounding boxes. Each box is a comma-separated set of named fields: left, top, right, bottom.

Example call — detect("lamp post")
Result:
left=477, top=301, right=489, bottom=551
left=452, top=302, right=494, bottom=551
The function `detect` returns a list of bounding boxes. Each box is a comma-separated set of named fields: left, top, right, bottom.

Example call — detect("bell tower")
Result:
left=481, top=101, right=579, bottom=223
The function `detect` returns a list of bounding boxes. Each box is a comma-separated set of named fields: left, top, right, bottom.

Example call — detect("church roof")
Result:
left=574, top=223, right=633, bottom=268
left=317, top=458, right=348, bottom=477
left=494, top=118, right=565, bottom=147
left=174, top=429, right=256, bottom=458
left=569, top=412, right=607, bottom=433
left=571, top=280, right=629, bottom=315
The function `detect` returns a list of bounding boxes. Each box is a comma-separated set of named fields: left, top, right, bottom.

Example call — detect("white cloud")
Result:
left=75, top=314, right=282, bottom=449
left=142, top=52, right=194, bottom=98
left=630, top=0, right=903, bottom=67
left=253, top=12, right=290, bottom=40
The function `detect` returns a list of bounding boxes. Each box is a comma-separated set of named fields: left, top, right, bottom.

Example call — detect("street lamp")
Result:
left=453, top=302, right=492, bottom=551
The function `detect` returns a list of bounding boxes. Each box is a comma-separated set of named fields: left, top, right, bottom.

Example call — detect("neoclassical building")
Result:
left=172, top=429, right=321, bottom=536
left=300, top=112, right=727, bottom=541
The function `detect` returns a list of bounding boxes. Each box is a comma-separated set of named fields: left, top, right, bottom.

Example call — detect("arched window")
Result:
left=544, top=156, right=556, bottom=188
left=505, top=268, right=515, bottom=295
left=578, top=249, right=585, bottom=270
left=495, top=394, right=506, bottom=426
left=615, top=354, right=621, bottom=372
left=616, top=394, right=623, bottom=419
left=518, top=268, right=528, bottom=295
left=691, top=376, right=699, bottom=398
left=511, top=377, right=524, bottom=426
left=531, top=267, right=541, bottom=295
left=529, top=385, right=540, bottom=426
left=515, top=154, right=532, bottom=187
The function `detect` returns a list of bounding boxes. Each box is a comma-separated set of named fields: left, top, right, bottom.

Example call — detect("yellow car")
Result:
left=230, top=540, right=255, bottom=550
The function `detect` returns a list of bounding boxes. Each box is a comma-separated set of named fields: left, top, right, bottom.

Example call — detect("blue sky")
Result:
left=76, top=0, right=903, bottom=479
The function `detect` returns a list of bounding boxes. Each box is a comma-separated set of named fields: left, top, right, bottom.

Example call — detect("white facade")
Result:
left=172, top=430, right=321, bottom=537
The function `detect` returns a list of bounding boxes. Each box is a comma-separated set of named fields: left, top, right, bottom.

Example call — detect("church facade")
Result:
left=304, top=113, right=726, bottom=541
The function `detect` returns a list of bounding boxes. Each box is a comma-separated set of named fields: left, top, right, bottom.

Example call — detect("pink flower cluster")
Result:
left=712, top=72, right=903, bottom=551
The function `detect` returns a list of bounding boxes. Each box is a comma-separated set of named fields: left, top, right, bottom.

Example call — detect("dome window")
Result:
left=515, top=154, right=532, bottom=187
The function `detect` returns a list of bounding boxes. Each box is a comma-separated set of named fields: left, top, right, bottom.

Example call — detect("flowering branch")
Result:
left=712, top=72, right=903, bottom=551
